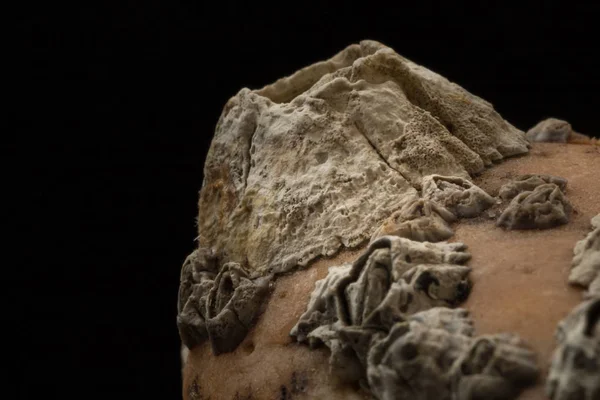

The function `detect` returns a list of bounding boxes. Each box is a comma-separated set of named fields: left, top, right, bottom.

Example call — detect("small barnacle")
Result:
left=496, top=183, right=572, bottom=230
left=526, top=118, right=572, bottom=143
left=569, top=214, right=600, bottom=298
left=421, top=174, right=495, bottom=218
left=177, top=250, right=271, bottom=354
left=367, top=318, right=538, bottom=400
left=498, top=174, right=568, bottom=201
left=546, top=298, right=600, bottom=400
left=370, top=194, right=456, bottom=243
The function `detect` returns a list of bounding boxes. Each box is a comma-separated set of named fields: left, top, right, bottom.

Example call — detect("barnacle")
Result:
left=421, top=174, right=495, bottom=218
left=367, top=319, right=538, bottom=400
left=290, top=236, right=472, bottom=383
left=526, top=118, right=572, bottom=143
left=498, top=174, right=567, bottom=201
left=497, top=183, right=572, bottom=230
left=569, top=214, right=600, bottom=298
left=177, top=249, right=271, bottom=354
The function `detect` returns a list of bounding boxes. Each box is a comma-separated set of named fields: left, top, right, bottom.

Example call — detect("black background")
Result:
left=17, top=1, right=599, bottom=399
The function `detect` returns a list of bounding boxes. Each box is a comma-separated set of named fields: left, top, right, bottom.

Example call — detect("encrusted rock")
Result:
left=498, top=174, right=568, bottom=201
left=197, top=40, right=528, bottom=276
left=177, top=249, right=271, bottom=354
left=546, top=298, right=600, bottom=400
left=569, top=214, right=600, bottom=298
left=497, top=183, right=572, bottom=230
left=421, top=174, right=495, bottom=218
left=367, top=316, right=539, bottom=400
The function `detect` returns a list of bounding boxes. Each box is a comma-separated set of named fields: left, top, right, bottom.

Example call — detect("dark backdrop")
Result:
left=18, top=1, right=598, bottom=399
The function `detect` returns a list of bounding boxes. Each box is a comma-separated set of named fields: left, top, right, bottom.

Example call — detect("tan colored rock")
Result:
left=197, top=40, right=528, bottom=279
left=182, top=144, right=599, bottom=399
left=178, top=36, right=600, bottom=400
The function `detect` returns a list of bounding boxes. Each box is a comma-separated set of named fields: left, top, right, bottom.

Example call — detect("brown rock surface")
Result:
left=458, top=142, right=599, bottom=400
left=183, top=143, right=599, bottom=399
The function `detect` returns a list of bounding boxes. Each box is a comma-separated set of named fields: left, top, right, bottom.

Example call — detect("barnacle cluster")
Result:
left=290, top=236, right=538, bottom=399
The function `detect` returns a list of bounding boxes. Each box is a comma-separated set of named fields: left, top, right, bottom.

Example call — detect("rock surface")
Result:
left=182, top=143, right=599, bottom=400
left=197, top=40, right=529, bottom=278
left=178, top=36, right=600, bottom=400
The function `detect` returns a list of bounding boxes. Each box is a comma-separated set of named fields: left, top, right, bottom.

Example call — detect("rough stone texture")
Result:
left=569, top=214, right=600, bottom=298
left=422, top=174, right=496, bottom=218
left=197, top=39, right=529, bottom=277
left=498, top=174, right=568, bottom=201
left=177, top=249, right=271, bottom=354
left=546, top=298, right=600, bottom=400
left=497, top=183, right=572, bottom=230
left=367, top=318, right=538, bottom=400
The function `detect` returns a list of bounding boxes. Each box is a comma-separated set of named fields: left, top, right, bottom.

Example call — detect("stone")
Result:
left=196, top=39, right=528, bottom=278
left=179, top=37, right=600, bottom=400
left=182, top=142, right=600, bottom=399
